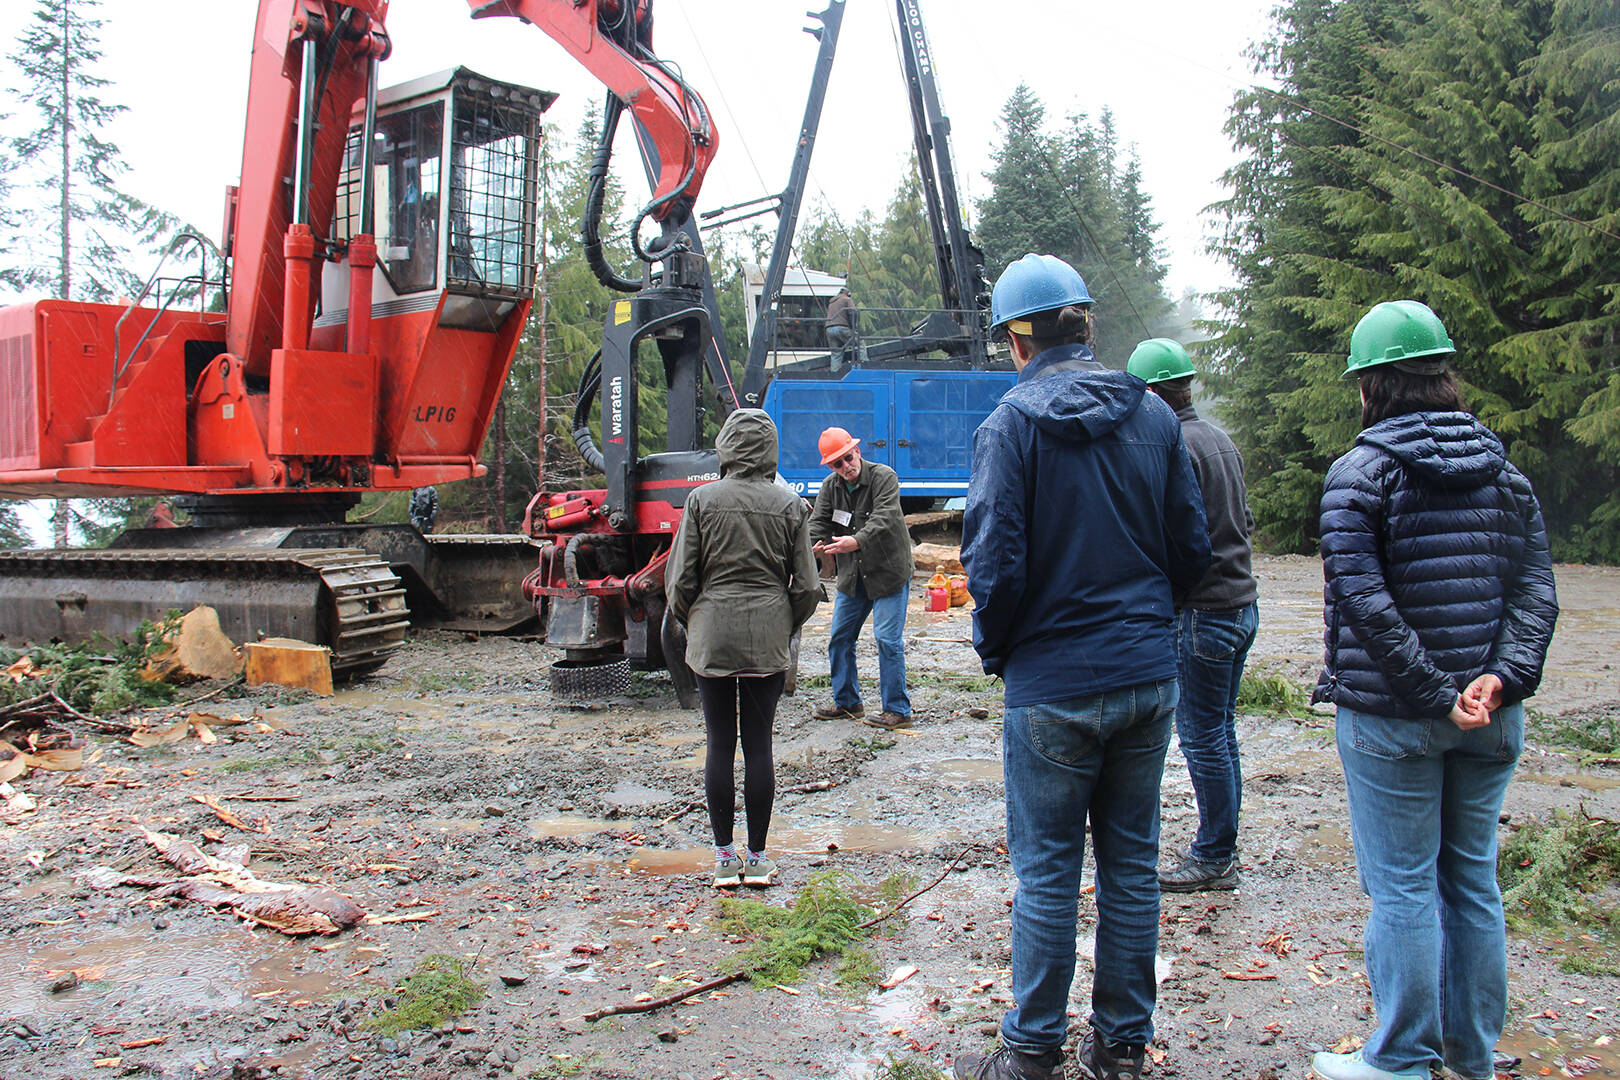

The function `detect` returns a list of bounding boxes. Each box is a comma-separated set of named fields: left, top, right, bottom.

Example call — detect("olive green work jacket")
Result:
left=809, top=459, right=913, bottom=599
left=665, top=410, right=820, bottom=678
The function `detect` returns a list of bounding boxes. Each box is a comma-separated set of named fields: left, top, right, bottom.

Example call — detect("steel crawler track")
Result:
left=0, top=548, right=409, bottom=677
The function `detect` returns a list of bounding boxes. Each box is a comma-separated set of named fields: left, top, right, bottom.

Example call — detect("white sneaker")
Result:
left=1311, top=1051, right=1426, bottom=1080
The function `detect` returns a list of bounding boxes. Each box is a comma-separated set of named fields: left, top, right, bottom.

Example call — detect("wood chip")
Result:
left=879, top=965, right=919, bottom=990
left=365, top=910, right=440, bottom=925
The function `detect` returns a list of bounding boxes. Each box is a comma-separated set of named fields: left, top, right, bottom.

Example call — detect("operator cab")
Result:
left=738, top=262, right=847, bottom=371
left=323, top=67, right=556, bottom=332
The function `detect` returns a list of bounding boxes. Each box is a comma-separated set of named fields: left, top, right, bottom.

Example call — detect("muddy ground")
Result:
left=3, top=554, right=1618, bottom=1080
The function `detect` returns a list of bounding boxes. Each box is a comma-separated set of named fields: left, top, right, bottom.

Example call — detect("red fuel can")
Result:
left=925, top=585, right=950, bottom=612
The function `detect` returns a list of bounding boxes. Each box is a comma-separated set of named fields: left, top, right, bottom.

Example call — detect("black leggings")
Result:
left=697, top=673, right=785, bottom=853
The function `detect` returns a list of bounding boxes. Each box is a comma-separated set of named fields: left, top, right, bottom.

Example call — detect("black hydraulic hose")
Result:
left=572, top=350, right=606, bottom=474
left=582, top=96, right=642, bottom=293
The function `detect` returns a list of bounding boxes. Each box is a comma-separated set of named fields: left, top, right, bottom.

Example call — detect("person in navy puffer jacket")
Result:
left=1309, top=301, right=1558, bottom=1080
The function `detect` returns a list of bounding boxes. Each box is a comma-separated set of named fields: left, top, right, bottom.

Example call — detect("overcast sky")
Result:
left=0, top=0, right=1279, bottom=305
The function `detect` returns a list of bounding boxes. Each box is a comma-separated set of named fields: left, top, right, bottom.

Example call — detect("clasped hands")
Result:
left=1448, top=672, right=1504, bottom=731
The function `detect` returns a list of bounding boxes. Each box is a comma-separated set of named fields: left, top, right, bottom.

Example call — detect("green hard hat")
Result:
left=1345, top=300, right=1455, bottom=377
left=1126, top=338, right=1196, bottom=384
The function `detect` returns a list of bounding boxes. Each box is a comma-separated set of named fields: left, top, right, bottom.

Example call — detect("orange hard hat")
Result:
left=818, top=426, right=860, bottom=466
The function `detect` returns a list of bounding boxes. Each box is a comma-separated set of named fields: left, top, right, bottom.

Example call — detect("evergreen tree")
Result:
left=1532, top=0, right=1620, bottom=555
left=4, top=0, right=180, bottom=301
left=0, top=503, right=31, bottom=548
left=1205, top=0, right=1406, bottom=551
left=1211, top=0, right=1620, bottom=558
left=856, top=171, right=943, bottom=341
left=978, top=88, right=1179, bottom=369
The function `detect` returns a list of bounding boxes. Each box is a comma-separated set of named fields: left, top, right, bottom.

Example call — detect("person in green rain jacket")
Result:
left=666, top=409, right=819, bottom=888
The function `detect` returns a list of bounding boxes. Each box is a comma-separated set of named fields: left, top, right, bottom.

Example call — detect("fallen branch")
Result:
left=136, top=677, right=245, bottom=715
left=579, top=852, right=974, bottom=1024
left=0, top=693, right=52, bottom=719
left=582, top=971, right=745, bottom=1023
left=860, top=845, right=976, bottom=931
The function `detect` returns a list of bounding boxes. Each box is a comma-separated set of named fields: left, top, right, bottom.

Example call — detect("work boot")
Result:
left=952, top=1046, right=1063, bottom=1080
left=812, top=702, right=864, bottom=721
left=863, top=711, right=912, bottom=730
left=1076, top=1031, right=1145, bottom=1080
left=1158, top=854, right=1240, bottom=892
left=1310, top=1051, right=1426, bottom=1080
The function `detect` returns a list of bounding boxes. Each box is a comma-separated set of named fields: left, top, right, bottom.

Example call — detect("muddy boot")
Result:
left=1076, top=1032, right=1145, bottom=1080
left=952, top=1046, right=1063, bottom=1080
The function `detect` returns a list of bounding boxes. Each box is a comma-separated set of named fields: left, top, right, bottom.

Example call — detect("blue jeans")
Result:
left=828, top=578, right=910, bottom=717
left=1174, top=603, right=1258, bottom=862
left=1001, top=679, right=1177, bottom=1053
left=1336, top=703, right=1524, bottom=1079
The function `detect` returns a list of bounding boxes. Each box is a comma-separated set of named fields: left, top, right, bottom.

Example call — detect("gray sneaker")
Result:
left=740, top=855, right=778, bottom=887
left=713, top=854, right=743, bottom=888
left=1158, top=854, right=1240, bottom=892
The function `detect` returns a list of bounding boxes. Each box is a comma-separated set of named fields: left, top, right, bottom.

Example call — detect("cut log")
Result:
left=244, top=638, right=334, bottom=696
left=912, top=543, right=964, bottom=575
left=142, top=606, right=242, bottom=683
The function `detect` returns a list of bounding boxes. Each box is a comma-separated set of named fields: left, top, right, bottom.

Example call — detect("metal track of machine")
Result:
left=0, top=547, right=407, bottom=676
left=0, top=0, right=722, bottom=675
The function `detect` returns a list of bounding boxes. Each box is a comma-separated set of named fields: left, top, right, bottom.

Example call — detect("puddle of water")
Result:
left=930, top=757, right=1002, bottom=782
left=770, top=819, right=960, bottom=855
left=1518, top=770, right=1620, bottom=792
left=625, top=848, right=711, bottom=875
left=1300, top=822, right=1351, bottom=867
left=596, top=820, right=957, bottom=875
left=529, top=815, right=613, bottom=839
left=2, top=928, right=337, bottom=1016
left=1497, top=1020, right=1620, bottom=1078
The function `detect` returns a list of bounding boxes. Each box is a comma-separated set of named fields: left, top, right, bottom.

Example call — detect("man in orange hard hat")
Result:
left=808, top=427, right=914, bottom=730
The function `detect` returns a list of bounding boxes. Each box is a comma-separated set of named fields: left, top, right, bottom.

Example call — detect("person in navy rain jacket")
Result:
left=954, top=254, right=1211, bottom=1080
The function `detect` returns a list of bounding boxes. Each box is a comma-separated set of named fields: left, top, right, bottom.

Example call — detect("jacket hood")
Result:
left=1002, top=345, right=1145, bottom=442
left=716, top=408, right=779, bottom=478
left=1359, top=410, right=1505, bottom=489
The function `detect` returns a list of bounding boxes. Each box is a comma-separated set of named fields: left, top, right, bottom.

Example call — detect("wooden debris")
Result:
left=141, top=606, right=242, bottom=683
left=78, top=828, right=365, bottom=935
left=193, top=792, right=267, bottom=833
left=879, top=965, right=919, bottom=990
left=244, top=638, right=333, bottom=696
left=912, top=543, right=965, bottom=575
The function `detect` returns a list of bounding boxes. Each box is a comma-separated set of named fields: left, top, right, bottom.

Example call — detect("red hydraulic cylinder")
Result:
left=346, top=234, right=377, bottom=356
left=282, top=223, right=318, bottom=352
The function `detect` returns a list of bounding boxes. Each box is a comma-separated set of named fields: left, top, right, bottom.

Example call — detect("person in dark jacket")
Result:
left=409, top=486, right=438, bottom=533
left=1308, top=301, right=1557, bottom=1080
left=809, top=426, right=915, bottom=730
left=666, top=410, right=820, bottom=889
left=954, top=255, right=1212, bottom=1080
left=824, top=287, right=857, bottom=367
left=1128, top=339, right=1260, bottom=893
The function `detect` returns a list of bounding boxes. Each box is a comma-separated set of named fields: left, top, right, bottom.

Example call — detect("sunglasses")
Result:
left=829, top=452, right=857, bottom=469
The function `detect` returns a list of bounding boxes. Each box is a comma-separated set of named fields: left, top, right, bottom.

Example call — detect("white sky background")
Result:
left=0, top=0, right=1277, bottom=302
left=0, top=0, right=1278, bottom=543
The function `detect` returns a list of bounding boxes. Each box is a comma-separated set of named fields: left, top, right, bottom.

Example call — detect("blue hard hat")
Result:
left=990, top=253, right=1094, bottom=330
